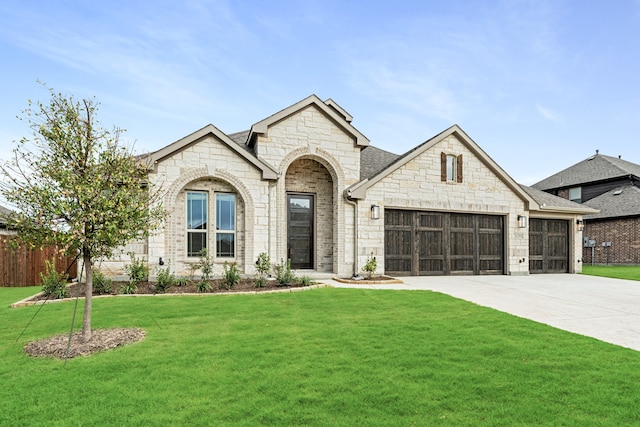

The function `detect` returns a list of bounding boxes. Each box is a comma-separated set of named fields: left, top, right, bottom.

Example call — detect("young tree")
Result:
left=0, top=86, right=165, bottom=342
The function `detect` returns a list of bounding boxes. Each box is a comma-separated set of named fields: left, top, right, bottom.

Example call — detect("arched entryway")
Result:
left=285, top=158, right=333, bottom=272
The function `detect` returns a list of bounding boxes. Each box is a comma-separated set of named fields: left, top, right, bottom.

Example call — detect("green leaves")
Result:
left=0, top=87, right=165, bottom=259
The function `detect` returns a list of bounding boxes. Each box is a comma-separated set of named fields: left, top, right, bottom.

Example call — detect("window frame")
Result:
left=186, top=191, right=208, bottom=257
left=569, top=187, right=582, bottom=203
left=215, top=192, right=236, bottom=259
left=441, top=152, right=463, bottom=183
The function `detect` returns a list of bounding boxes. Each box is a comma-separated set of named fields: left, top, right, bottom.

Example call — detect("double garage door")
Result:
left=384, top=210, right=504, bottom=276
left=384, top=211, right=569, bottom=276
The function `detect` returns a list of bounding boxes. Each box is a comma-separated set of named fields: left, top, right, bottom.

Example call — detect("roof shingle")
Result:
left=533, top=153, right=640, bottom=190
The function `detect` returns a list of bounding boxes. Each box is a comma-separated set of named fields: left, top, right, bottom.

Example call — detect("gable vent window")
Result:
left=441, top=152, right=463, bottom=183
left=569, top=187, right=582, bottom=203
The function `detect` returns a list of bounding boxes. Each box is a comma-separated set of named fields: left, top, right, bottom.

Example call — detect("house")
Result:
left=533, top=152, right=640, bottom=264
left=0, top=204, right=16, bottom=235
left=101, top=95, right=594, bottom=278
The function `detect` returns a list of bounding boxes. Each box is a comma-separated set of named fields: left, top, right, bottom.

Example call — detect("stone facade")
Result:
left=100, top=95, right=588, bottom=279
left=357, top=134, right=531, bottom=275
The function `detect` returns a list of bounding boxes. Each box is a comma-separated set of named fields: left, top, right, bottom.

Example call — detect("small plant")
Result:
left=196, top=280, right=212, bottom=293
left=362, top=252, right=377, bottom=279
left=255, top=252, right=271, bottom=288
left=40, top=260, right=68, bottom=299
left=125, top=252, right=148, bottom=292
left=155, top=266, right=175, bottom=293
left=299, top=274, right=313, bottom=287
left=196, top=249, right=214, bottom=281
left=273, top=258, right=296, bottom=286
left=93, top=271, right=113, bottom=295
left=255, top=276, right=267, bottom=288
left=222, top=261, right=240, bottom=290
left=120, top=281, right=137, bottom=295
left=175, top=276, right=190, bottom=287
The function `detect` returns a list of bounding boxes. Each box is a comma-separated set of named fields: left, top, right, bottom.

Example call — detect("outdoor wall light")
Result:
left=576, top=219, right=585, bottom=231
left=371, top=204, right=381, bottom=220
left=517, top=215, right=527, bottom=228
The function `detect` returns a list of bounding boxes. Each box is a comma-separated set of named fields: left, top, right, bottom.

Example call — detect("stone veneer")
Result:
left=357, top=135, right=531, bottom=275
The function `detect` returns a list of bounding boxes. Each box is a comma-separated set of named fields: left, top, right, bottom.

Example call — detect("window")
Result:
left=441, top=152, right=463, bottom=183
left=216, top=193, right=236, bottom=258
left=569, top=187, right=582, bottom=203
left=187, top=191, right=207, bottom=257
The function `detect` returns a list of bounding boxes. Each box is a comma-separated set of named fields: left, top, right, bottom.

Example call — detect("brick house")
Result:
left=532, top=152, right=640, bottom=264
left=102, top=95, right=593, bottom=278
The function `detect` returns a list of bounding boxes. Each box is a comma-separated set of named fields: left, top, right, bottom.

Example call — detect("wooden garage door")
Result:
left=529, top=219, right=569, bottom=274
left=385, top=210, right=504, bottom=276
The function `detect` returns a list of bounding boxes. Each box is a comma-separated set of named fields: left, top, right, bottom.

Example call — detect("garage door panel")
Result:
left=385, top=210, right=504, bottom=276
left=529, top=219, right=568, bottom=274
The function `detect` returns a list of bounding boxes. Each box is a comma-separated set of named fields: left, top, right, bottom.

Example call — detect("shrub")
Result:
left=255, top=252, right=271, bottom=288
left=362, top=252, right=377, bottom=279
left=222, top=262, right=240, bottom=290
left=155, top=266, right=175, bottom=293
left=196, top=280, right=212, bottom=293
left=40, top=260, right=68, bottom=299
left=255, top=276, right=266, bottom=288
left=299, top=275, right=313, bottom=287
left=273, top=258, right=296, bottom=286
left=197, top=249, right=214, bottom=281
left=93, top=271, right=113, bottom=295
left=120, top=281, right=137, bottom=295
left=125, top=253, right=148, bottom=285
left=175, top=276, right=190, bottom=287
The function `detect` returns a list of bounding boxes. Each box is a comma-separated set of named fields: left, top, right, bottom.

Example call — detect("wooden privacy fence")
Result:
left=0, top=236, right=78, bottom=287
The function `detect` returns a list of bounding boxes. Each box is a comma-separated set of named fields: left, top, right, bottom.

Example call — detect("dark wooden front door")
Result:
left=385, top=210, right=504, bottom=276
left=288, top=194, right=314, bottom=269
left=529, top=219, right=569, bottom=273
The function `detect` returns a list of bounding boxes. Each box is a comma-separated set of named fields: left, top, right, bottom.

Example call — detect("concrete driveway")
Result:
left=329, top=274, right=640, bottom=352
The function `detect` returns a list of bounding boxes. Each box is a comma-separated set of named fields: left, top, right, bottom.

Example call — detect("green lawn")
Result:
left=2, top=286, right=640, bottom=426
left=582, top=264, right=640, bottom=281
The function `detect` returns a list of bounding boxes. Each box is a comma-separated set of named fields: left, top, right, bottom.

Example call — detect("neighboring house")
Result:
left=0, top=204, right=16, bottom=235
left=533, top=152, right=640, bottom=264
left=102, top=95, right=593, bottom=278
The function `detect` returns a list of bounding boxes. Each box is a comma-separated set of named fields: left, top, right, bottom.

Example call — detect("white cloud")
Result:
left=536, top=103, right=561, bottom=122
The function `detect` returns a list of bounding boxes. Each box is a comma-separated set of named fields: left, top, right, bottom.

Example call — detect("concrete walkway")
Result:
left=328, top=274, right=640, bottom=352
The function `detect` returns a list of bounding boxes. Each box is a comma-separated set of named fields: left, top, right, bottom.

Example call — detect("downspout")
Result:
left=344, top=196, right=359, bottom=278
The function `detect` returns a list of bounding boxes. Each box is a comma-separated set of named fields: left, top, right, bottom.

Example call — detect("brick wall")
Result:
left=285, top=158, right=333, bottom=272
left=583, top=217, right=640, bottom=264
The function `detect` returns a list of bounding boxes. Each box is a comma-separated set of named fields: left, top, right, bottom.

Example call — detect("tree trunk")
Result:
left=81, top=253, right=93, bottom=343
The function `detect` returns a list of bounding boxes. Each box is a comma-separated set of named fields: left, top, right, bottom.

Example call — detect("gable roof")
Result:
left=533, top=153, right=640, bottom=191
left=148, top=124, right=278, bottom=180
left=520, top=185, right=598, bottom=215
left=247, top=94, right=369, bottom=148
left=583, top=184, right=640, bottom=220
left=347, top=124, right=537, bottom=209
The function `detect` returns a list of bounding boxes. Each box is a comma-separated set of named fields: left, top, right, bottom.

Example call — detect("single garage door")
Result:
left=385, top=210, right=504, bottom=276
left=529, top=219, right=569, bottom=273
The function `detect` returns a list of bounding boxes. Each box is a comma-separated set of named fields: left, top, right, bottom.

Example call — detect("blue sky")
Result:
left=1, top=0, right=639, bottom=185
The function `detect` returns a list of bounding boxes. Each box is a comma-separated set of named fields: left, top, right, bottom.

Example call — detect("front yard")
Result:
left=2, top=286, right=640, bottom=425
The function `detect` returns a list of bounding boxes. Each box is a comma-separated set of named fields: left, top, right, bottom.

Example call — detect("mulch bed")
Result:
left=24, top=328, right=146, bottom=360
left=28, top=278, right=310, bottom=302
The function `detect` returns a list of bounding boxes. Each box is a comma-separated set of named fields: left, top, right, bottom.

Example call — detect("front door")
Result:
left=288, top=194, right=314, bottom=269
